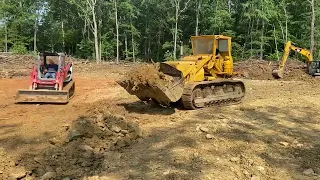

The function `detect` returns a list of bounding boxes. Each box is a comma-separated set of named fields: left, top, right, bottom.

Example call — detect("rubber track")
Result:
left=181, top=80, right=245, bottom=110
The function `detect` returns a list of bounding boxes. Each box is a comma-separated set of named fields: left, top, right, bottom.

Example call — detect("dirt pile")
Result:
left=119, top=63, right=175, bottom=91
left=0, top=148, right=29, bottom=180
left=22, top=113, right=143, bottom=179
left=234, top=59, right=316, bottom=82
left=0, top=54, right=34, bottom=78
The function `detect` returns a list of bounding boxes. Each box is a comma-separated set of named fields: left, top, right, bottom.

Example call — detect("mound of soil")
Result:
left=234, top=59, right=317, bottom=82
left=22, top=113, right=143, bottom=179
left=0, top=54, right=35, bottom=79
left=120, top=63, right=174, bottom=91
left=0, top=148, right=28, bottom=180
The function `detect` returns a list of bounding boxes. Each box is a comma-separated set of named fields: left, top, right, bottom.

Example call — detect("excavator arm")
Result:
left=272, top=41, right=313, bottom=79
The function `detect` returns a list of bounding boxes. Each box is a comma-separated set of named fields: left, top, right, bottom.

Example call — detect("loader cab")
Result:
left=191, top=35, right=232, bottom=59
left=37, top=52, right=65, bottom=80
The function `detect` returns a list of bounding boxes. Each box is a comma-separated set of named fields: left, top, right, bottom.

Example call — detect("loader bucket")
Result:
left=272, top=69, right=284, bottom=79
left=117, top=63, right=185, bottom=106
left=16, top=90, right=70, bottom=103
left=15, top=81, right=75, bottom=104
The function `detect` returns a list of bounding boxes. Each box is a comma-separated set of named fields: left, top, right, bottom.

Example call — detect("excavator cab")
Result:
left=308, top=61, right=320, bottom=76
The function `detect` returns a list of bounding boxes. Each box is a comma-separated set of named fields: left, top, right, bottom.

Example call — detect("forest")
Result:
left=0, top=0, right=318, bottom=63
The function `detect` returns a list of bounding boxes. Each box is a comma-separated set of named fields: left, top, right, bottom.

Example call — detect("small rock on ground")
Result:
left=250, top=175, right=261, bottom=180
left=48, top=138, right=59, bottom=145
left=79, top=145, right=94, bottom=152
left=200, top=127, right=209, bottom=133
left=303, top=168, right=314, bottom=175
left=33, top=157, right=43, bottom=163
left=206, top=134, right=213, bottom=139
left=111, top=125, right=121, bottom=133
left=68, top=130, right=84, bottom=141
left=279, top=141, right=289, bottom=146
left=41, top=171, right=57, bottom=180
left=9, top=172, right=26, bottom=179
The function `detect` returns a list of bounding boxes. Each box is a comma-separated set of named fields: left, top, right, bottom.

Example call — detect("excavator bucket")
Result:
left=272, top=69, right=284, bottom=79
left=117, top=63, right=185, bottom=106
left=15, top=81, right=75, bottom=104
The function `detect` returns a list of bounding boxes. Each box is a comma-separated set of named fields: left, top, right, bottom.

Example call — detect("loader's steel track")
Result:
left=181, top=80, right=245, bottom=110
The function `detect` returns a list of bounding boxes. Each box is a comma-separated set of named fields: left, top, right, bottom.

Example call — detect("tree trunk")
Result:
left=115, top=0, right=119, bottom=64
left=83, top=18, right=87, bottom=39
left=228, top=0, right=232, bottom=13
left=278, top=21, right=285, bottom=45
left=125, top=34, right=128, bottom=59
left=273, top=24, right=279, bottom=61
left=148, top=37, right=151, bottom=56
left=4, top=23, right=7, bottom=53
left=174, top=5, right=178, bottom=60
left=92, top=8, right=100, bottom=64
left=34, top=18, right=37, bottom=53
left=99, top=20, right=102, bottom=62
left=250, top=20, right=253, bottom=57
left=260, top=19, right=264, bottom=60
left=310, top=0, right=315, bottom=54
left=132, top=34, right=135, bottom=62
left=99, top=35, right=102, bottom=61
left=195, top=0, right=201, bottom=36
left=61, top=20, right=65, bottom=52
left=280, top=0, right=288, bottom=44
left=131, top=19, right=135, bottom=62
left=157, top=29, right=161, bottom=60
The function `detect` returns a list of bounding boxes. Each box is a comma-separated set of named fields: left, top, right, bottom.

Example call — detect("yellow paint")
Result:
left=163, top=35, right=236, bottom=83
left=277, top=41, right=313, bottom=70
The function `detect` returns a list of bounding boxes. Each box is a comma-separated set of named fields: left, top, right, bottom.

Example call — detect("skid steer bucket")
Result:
left=117, top=63, right=185, bottom=106
left=15, top=81, right=75, bottom=104
left=16, top=90, right=69, bottom=103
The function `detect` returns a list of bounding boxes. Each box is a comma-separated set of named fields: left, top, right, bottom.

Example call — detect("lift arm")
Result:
left=272, top=41, right=313, bottom=78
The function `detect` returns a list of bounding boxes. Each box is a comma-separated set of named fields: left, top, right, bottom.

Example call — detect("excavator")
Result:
left=272, top=41, right=320, bottom=78
left=118, top=35, right=246, bottom=110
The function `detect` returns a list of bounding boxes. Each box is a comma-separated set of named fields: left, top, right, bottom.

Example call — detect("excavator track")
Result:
left=181, top=80, right=245, bottom=110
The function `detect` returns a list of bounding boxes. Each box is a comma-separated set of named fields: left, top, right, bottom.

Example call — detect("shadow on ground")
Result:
left=119, top=101, right=176, bottom=115
left=195, top=105, right=320, bottom=179
left=1, top=103, right=320, bottom=180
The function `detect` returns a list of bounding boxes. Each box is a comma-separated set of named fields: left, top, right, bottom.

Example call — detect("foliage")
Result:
left=10, top=43, right=28, bottom=54
left=1, top=0, right=320, bottom=62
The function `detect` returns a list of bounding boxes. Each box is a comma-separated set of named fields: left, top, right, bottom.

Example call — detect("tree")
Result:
left=1, top=0, right=319, bottom=62
left=310, top=0, right=316, bottom=54
left=69, top=0, right=101, bottom=63
left=170, top=0, right=191, bottom=60
left=114, top=0, right=119, bottom=64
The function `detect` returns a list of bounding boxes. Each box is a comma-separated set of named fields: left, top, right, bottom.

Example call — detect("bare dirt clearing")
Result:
left=0, top=55, right=320, bottom=180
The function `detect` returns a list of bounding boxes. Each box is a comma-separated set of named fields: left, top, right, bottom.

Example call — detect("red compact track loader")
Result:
left=15, top=52, right=75, bottom=103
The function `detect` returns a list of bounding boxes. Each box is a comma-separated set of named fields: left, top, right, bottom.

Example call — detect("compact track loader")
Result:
left=118, top=35, right=246, bottom=110
left=16, top=52, right=75, bottom=103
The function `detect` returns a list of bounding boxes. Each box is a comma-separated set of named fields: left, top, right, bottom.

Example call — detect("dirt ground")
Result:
left=0, top=55, right=320, bottom=180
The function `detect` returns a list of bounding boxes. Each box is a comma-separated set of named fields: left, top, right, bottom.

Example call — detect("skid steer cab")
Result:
left=15, top=52, right=75, bottom=104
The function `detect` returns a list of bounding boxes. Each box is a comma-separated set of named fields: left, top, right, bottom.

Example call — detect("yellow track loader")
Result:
left=272, top=41, right=320, bottom=78
left=118, top=35, right=246, bottom=110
